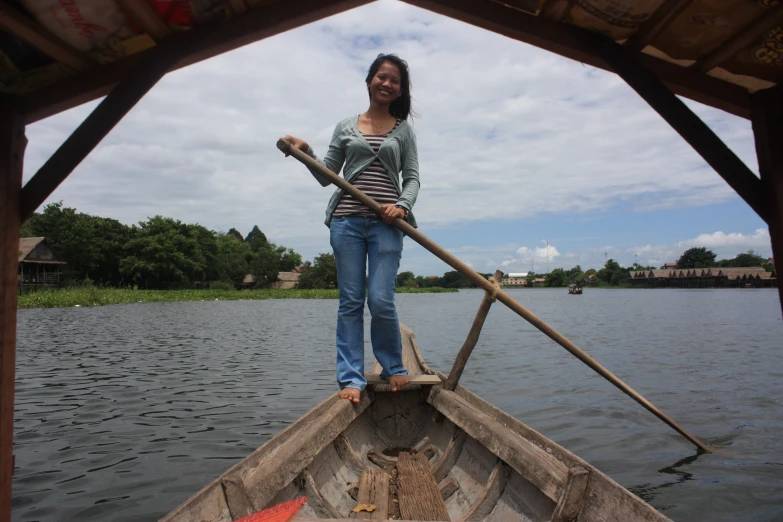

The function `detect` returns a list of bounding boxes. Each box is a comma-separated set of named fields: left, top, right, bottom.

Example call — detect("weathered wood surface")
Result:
left=159, top=391, right=372, bottom=522
left=0, top=94, right=25, bottom=522
left=437, top=475, right=460, bottom=501
left=241, top=393, right=373, bottom=511
left=220, top=476, right=254, bottom=521
left=456, top=459, right=509, bottom=522
left=431, top=429, right=467, bottom=483
left=448, top=385, right=671, bottom=522
left=397, top=452, right=451, bottom=521
left=550, top=467, right=589, bottom=522
left=302, top=470, right=342, bottom=519
left=429, top=386, right=568, bottom=503
left=365, top=373, right=441, bottom=385
left=354, top=468, right=389, bottom=520
left=444, top=270, right=503, bottom=391
left=0, top=3, right=94, bottom=70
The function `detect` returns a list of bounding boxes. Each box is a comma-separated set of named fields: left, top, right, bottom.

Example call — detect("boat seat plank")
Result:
left=354, top=468, right=390, bottom=520
left=397, top=451, right=451, bottom=521
left=428, top=387, right=568, bottom=503
left=365, top=374, right=441, bottom=385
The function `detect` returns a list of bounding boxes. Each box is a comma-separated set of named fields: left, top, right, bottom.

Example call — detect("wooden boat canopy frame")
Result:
left=1, top=1, right=782, bottom=520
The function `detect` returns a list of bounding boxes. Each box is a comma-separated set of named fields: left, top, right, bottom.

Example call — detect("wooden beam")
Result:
left=694, top=6, right=783, bottom=73
left=751, top=86, right=783, bottom=316
left=401, top=0, right=753, bottom=118
left=116, top=0, right=172, bottom=41
left=365, top=373, right=441, bottom=385
left=22, top=0, right=374, bottom=124
left=444, top=269, right=502, bottom=391
left=572, top=28, right=771, bottom=224
left=0, top=94, right=26, bottom=522
left=0, top=1, right=94, bottom=71
left=624, top=0, right=693, bottom=52
left=19, top=41, right=185, bottom=221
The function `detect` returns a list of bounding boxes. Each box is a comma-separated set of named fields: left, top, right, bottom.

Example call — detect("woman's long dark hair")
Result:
left=365, top=53, right=415, bottom=121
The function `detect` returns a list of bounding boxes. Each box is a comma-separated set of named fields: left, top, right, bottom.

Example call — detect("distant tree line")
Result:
left=675, top=247, right=774, bottom=271
left=396, top=270, right=494, bottom=289
left=21, top=202, right=302, bottom=289
left=23, top=205, right=771, bottom=291
left=393, top=246, right=773, bottom=290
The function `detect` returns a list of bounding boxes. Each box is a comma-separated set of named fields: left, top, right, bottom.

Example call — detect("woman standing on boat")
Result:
left=281, top=54, right=420, bottom=404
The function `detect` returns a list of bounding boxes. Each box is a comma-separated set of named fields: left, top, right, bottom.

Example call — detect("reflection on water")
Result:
left=13, top=289, right=783, bottom=521
left=630, top=451, right=702, bottom=503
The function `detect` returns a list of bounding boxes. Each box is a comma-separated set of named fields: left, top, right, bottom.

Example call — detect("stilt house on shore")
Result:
left=630, top=267, right=776, bottom=288
left=17, top=237, right=65, bottom=294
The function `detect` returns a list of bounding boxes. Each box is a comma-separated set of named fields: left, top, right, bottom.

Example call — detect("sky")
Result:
left=21, top=0, right=772, bottom=277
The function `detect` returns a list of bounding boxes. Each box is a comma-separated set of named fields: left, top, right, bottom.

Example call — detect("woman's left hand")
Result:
left=380, top=204, right=406, bottom=224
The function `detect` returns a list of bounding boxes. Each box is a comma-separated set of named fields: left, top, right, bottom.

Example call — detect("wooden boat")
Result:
left=568, top=284, right=583, bottom=295
left=161, top=324, right=669, bottom=522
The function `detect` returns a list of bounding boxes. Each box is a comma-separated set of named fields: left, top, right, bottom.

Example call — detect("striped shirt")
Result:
left=333, top=120, right=401, bottom=217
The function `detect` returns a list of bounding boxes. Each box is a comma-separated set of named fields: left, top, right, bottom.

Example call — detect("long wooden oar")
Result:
left=277, top=139, right=710, bottom=453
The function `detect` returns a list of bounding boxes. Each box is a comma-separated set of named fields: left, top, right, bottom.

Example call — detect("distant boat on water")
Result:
left=569, top=283, right=583, bottom=295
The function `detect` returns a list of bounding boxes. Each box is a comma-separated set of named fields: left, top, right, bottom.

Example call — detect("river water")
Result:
left=12, top=289, right=783, bottom=521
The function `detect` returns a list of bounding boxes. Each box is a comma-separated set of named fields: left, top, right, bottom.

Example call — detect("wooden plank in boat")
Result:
left=354, top=468, right=389, bottom=520
left=365, top=373, right=441, bottom=385
left=396, top=451, right=451, bottom=521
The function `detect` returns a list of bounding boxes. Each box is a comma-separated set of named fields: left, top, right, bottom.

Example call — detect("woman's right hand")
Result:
left=280, top=135, right=309, bottom=155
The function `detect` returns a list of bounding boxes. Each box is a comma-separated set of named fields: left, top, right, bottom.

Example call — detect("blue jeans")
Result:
left=330, top=216, right=408, bottom=391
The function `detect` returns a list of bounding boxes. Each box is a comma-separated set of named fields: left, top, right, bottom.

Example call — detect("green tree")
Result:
left=441, top=270, right=470, bottom=288
left=248, top=243, right=283, bottom=288
left=119, top=216, right=206, bottom=288
left=610, top=266, right=630, bottom=286
left=396, top=271, right=417, bottom=288
left=567, top=265, right=585, bottom=284
left=227, top=228, right=244, bottom=242
left=596, top=258, right=621, bottom=284
left=415, top=275, right=441, bottom=288
left=545, top=268, right=568, bottom=287
left=214, top=232, right=253, bottom=287
left=245, top=225, right=268, bottom=252
left=278, top=246, right=302, bottom=272
left=720, top=249, right=767, bottom=268
left=297, top=253, right=338, bottom=289
left=677, top=247, right=716, bottom=268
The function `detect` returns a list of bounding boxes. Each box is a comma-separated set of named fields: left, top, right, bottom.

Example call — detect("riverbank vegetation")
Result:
left=17, top=286, right=457, bottom=309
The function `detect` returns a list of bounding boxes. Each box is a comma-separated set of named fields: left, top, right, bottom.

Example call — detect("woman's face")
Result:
left=367, top=61, right=402, bottom=105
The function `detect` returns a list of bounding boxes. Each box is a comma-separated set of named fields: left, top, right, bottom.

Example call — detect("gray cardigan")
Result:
left=306, top=115, right=419, bottom=228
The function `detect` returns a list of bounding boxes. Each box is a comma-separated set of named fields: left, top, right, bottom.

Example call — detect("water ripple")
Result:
left=12, top=290, right=783, bottom=521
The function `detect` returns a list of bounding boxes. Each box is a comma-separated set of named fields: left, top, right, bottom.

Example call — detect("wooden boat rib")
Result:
left=161, top=323, right=669, bottom=522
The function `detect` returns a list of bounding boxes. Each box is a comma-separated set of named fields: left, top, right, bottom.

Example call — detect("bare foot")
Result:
left=389, top=375, right=409, bottom=392
left=339, top=387, right=361, bottom=404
